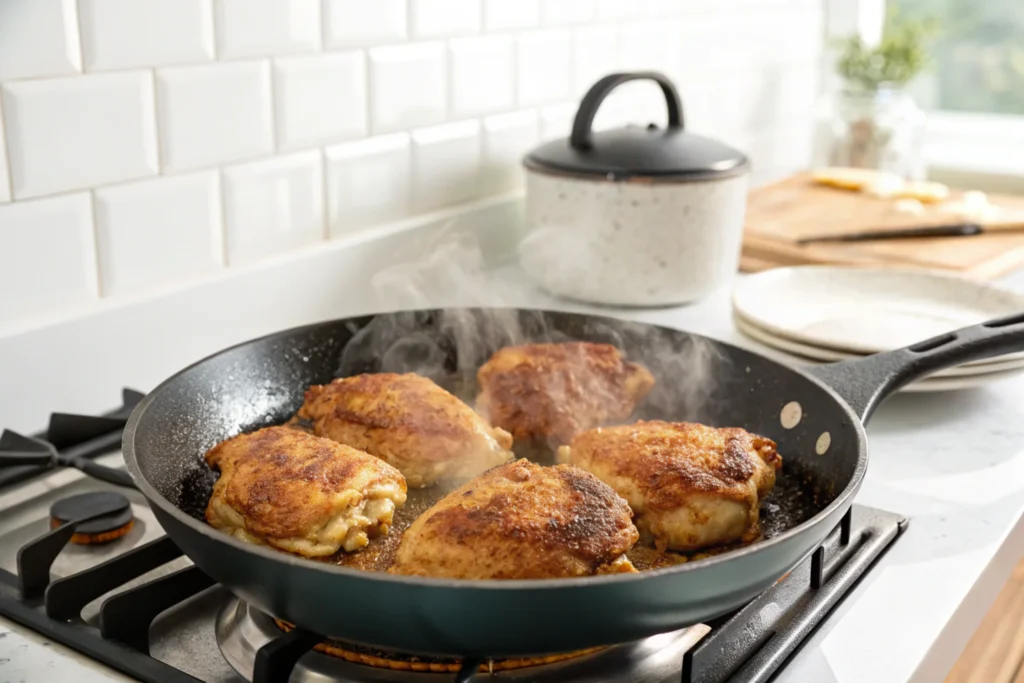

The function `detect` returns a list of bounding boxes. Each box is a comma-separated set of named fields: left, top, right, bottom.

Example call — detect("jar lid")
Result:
left=524, top=71, right=750, bottom=182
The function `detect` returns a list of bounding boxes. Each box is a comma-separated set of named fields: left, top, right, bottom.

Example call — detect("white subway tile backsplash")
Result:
left=0, top=0, right=824, bottom=325
left=325, top=133, right=411, bottom=235
left=214, top=0, right=320, bottom=58
left=274, top=52, right=366, bottom=151
left=774, top=64, right=821, bottom=120
left=449, top=37, right=515, bottom=118
left=572, top=26, right=617, bottom=97
left=482, top=110, right=538, bottom=195
left=539, top=102, right=576, bottom=141
left=542, top=0, right=595, bottom=26
left=595, top=0, right=638, bottom=20
left=222, top=152, right=324, bottom=265
left=0, top=194, right=96, bottom=322
left=641, top=0, right=682, bottom=18
left=79, top=0, right=215, bottom=71
left=156, top=61, right=273, bottom=172
left=681, top=83, right=715, bottom=133
left=0, top=0, right=81, bottom=81
left=772, top=126, right=815, bottom=171
left=0, top=106, right=10, bottom=203
left=94, top=172, right=222, bottom=296
left=411, top=120, right=481, bottom=212
left=484, top=0, right=540, bottom=31
left=619, top=22, right=682, bottom=72
left=369, top=43, right=447, bottom=134
left=410, top=0, right=482, bottom=38
left=2, top=72, right=157, bottom=199
left=322, top=0, right=406, bottom=48
left=517, top=31, right=572, bottom=106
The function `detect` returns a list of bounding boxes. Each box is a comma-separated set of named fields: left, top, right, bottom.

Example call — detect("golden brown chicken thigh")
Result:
left=475, top=342, right=655, bottom=446
left=297, top=373, right=514, bottom=489
left=557, top=421, right=781, bottom=552
left=391, top=459, right=639, bottom=579
left=204, top=426, right=407, bottom=557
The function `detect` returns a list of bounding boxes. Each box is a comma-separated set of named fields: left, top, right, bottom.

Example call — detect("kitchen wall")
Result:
left=0, top=0, right=824, bottom=335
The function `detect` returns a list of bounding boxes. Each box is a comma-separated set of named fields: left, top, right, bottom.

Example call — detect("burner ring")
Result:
left=273, top=618, right=603, bottom=673
left=49, top=491, right=135, bottom=545
left=216, top=598, right=704, bottom=683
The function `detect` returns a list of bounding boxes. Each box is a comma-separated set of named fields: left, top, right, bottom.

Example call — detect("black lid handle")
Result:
left=570, top=71, right=684, bottom=151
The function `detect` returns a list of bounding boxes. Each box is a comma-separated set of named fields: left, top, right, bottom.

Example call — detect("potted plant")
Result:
left=825, top=9, right=939, bottom=180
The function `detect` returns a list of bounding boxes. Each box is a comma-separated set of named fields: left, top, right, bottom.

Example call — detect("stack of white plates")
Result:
left=732, top=266, right=1024, bottom=392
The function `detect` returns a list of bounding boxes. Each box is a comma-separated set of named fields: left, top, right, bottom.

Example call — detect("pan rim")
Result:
left=122, top=305, right=869, bottom=592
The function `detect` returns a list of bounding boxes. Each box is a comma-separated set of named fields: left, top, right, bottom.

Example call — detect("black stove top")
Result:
left=0, top=392, right=907, bottom=683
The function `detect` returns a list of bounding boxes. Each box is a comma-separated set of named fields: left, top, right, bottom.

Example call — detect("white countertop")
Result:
left=4, top=254, right=1024, bottom=682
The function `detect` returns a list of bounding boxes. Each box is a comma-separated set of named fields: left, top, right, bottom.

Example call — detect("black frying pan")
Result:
left=121, top=307, right=1024, bottom=658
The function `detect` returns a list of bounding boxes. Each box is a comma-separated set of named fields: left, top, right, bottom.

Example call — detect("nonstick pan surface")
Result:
left=122, top=307, right=1024, bottom=657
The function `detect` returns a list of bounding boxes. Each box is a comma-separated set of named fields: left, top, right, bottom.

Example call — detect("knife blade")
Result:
left=796, top=222, right=986, bottom=245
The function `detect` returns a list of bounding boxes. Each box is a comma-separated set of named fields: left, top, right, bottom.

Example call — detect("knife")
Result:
left=796, top=221, right=1024, bottom=245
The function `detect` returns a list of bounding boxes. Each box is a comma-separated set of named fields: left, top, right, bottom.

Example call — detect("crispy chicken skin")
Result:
left=557, top=421, right=782, bottom=552
left=297, top=373, right=514, bottom=489
left=204, top=426, right=407, bottom=557
left=475, top=342, right=655, bottom=446
left=391, top=460, right=639, bottom=579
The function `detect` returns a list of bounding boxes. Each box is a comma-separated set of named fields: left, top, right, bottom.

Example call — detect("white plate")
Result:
left=732, top=312, right=1024, bottom=377
left=733, top=315, right=1024, bottom=391
left=732, top=266, right=1024, bottom=361
left=900, top=368, right=1024, bottom=392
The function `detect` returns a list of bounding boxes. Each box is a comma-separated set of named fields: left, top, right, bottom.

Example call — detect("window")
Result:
left=880, top=0, right=1024, bottom=179
left=893, top=0, right=1024, bottom=117
left=824, top=0, right=1023, bottom=180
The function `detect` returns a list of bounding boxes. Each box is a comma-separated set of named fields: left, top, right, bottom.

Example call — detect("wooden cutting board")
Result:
left=742, top=174, right=1024, bottom=279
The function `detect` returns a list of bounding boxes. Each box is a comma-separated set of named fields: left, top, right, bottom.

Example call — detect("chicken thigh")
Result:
left=204, top=426, right=407, bottom=557
left=391, top=459, right=638, bottom=579
left=557, top=421, right=781, bottom=551
left=297, top=373, right=514, bottom=489
left=475, top=342, right=655, bottom=446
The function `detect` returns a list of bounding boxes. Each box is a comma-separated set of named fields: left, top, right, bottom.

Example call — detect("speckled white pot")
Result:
left=519, top=170, right=749, bottom=306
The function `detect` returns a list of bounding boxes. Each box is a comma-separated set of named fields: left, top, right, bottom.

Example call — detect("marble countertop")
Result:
left=4, top=260, right=1024, bottom=683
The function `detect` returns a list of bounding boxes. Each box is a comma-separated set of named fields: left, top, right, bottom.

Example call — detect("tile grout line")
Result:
left=71, top=0, right=87, bottom=73
left=0, top=93, right=14, bottom=202
left=265, top=57, right=280, bottom=154
left=319, top=0, right=330, bottom=50
left=87, top=190, right=104, bottom=298
left=445, top=37, right=456, bottom=122
left=210, top=0, right=223, bottom=60
left=364, top=45, right=374, bottom=137
left=215, top=168, right=229, bottom=268
left=319, top=148, right=330, bottom=241
left=148, top=69, right=164, bottom=174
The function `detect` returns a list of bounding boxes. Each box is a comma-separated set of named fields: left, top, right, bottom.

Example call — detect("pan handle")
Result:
left=807, top=311, right=1024, bottom=422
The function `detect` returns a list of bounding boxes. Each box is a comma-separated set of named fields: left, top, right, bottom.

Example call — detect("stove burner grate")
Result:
left=0, top=397, right=909, bottom=683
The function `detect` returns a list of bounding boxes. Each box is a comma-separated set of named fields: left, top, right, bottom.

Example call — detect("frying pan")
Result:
left=121, top=307, right=1024, bottom=658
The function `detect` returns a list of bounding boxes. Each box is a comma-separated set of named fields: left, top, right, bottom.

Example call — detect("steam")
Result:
left=336, top=222, right=729, bottom=426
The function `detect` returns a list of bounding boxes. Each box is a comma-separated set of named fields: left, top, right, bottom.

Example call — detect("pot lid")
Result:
left=524, top=71, right=750, bottom=181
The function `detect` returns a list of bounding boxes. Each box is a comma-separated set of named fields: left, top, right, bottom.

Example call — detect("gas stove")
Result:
left=0, top=391, right=907, bottom=683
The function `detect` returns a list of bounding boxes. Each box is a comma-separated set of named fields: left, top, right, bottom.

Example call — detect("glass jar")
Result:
left=814, top=85, right=927, bottom=181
